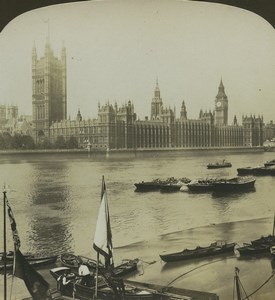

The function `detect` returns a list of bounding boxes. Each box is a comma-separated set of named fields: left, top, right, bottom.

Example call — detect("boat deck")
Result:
left=125, top=280, right=219, bottom=300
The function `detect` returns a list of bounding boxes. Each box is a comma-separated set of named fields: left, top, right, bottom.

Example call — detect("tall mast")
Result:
left=272, top=212, right=275, bottom=237
left=234, top=268, right=242, bottom=300
left=3, top=188, right=7, bottom=300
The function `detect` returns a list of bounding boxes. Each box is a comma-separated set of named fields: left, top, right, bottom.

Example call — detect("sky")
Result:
left=0, top=0, right=275, bottom=123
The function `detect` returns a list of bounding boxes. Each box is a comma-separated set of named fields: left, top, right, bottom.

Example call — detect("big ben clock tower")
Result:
left=215, top=79, right=228, bottom=126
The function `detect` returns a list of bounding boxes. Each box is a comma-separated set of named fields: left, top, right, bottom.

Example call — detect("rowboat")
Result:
left=50, top=266, right=154, bottom=300
left=52, top=177, right=154, bottom=300
left=134, top=177, right=191, bottom=192
left=0, top=255, right=58, bottom=271
left=236, top=243, right=271, bottom=256
left=237, top=166, right=275, bottom=176
left=211, top=176, right=256, bottom=192
left=160, top=241, right=235, bottom=263
left=61, top=253, right=139, bottom=277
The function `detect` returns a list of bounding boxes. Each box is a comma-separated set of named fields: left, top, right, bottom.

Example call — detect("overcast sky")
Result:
left=0, top=0, right=275, bottom=123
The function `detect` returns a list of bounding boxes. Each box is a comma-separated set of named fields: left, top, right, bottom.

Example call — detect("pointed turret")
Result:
left=76, top=108, right=82, bottom=121
left=215, top=78, right=228, bottom=126
left=180, top=100, right=187, bottom=120
left=216, top=78, right=225, bottom=97
left=151, top=78, right=163, bottom=120
left=154, top=77, right=160, bottom=98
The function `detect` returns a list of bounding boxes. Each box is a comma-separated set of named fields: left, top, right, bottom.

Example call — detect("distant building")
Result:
left=0, top=104, right=6, bottom=128
left=48, top=79, right=264, bottom=150
left=32, top=39, right=67, bottom=142
left=31, top=41, right=265, bottom=150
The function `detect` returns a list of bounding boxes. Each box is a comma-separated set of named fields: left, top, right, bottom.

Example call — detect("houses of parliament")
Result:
left=32, top=40, right=264, bottom=151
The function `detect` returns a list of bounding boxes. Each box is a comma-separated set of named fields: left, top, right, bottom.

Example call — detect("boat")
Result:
left=236, top=243, right=271, bottom=256
left=0, top=250, right=55, bottom=262
left=51, top=176, right=158, bottom=300
left=0, top=250, right=33, bottom=261
left=237, top=166, right=275, bottom=176
left=159, top=241, right=236, bottom=263
left=61, top=252, right=139, bottom=277
left=61, top=252, right=102, bottom=270
left=159, top=182, right=184, bottom=193
left=134, top=177, right=191, bottom=192
left=251, top=214, right=275, bottom=246
left=207, top=160, right=232, bottom=169
left=50, top=266, right=155, bottom=300
left=264, top=159, right=275, bottom=167
left=251, top=234, right=275, bottom=246
left=186, top=178, right=236, bottom=192
left=0, top=254, right=58, bottom=271
left=211, top=176, right=256, bottom=192
left=186, top=178, right=218, bottom=192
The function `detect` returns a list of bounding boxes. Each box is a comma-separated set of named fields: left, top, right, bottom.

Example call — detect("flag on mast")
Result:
left=93, top=176, right=114, bottom=267
left=6, top=195, right=51, bottom=300
left=6, top=198, right=20, bottom=250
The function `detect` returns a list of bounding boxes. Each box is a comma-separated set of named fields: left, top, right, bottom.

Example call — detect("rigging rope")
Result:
left=167, top=256, right=236, bottom=286
left=241, top=271, right=275, bottom=300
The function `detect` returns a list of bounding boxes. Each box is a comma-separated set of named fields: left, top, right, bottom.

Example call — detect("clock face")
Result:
left=216, top=101, right=221, bottom=107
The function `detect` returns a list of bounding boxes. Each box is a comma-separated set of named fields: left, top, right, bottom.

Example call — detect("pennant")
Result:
left=14, top=249, right=51, bottom=300
left=93, top=176, right=114, bottom=267
left=6, top=197, right=21, bottom=250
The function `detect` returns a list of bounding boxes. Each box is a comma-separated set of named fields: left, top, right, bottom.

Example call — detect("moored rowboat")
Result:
left=61, top=253, right=139, bottom=277
left=160, top=241, right=235, bottom=263
left=0, top=254, right=57, bottom=271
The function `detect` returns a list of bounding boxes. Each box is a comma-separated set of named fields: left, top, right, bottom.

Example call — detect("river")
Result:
left=0, top=150, right=275, bottom=299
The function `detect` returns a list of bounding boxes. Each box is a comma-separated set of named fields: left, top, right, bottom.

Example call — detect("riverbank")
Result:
left=0, top=146, right=265, bottom=155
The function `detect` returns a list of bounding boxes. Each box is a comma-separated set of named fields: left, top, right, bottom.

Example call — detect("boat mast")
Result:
left=272, top=212, right=275, bottom=237
left=3, top=188, right=7, bottom=300
left=234, top=268, right=242, bottom=300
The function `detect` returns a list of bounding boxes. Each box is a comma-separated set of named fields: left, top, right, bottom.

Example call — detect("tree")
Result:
left=66, top=136, right=78, bottom=149
left=21, top=135, right=35, bottom=149
left=55, top=135, right=66, bottom=149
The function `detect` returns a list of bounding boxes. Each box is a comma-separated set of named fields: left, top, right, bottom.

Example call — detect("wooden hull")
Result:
left=51, top=267, right=155, bottom=300
left=212, top=178, right=256, bottom=192
left=160, top=184, right=183, bottom=193
left=134, top=182, right=162, bottom=192
left=0, top=255, right=57, bottom=271
left=251, top=235, right=275, bottom=246
left=61, top=253, right=138, bottom=277
left=160, top=243, right=235, bottom=263
left=187, top=183, right=214, bottom=192
left=237, top=167, right=275, bottom=176
left=207, top=163, right=232, bottom=169
left=237, top=244, right=271, bottom=255
left=135, top=178, right=190, bottom=192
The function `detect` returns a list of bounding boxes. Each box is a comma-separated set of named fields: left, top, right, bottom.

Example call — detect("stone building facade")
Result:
left=32, top=39, right=67, bottom=142
left=32, top=41, right=264, bottom=150
left=48, top=79, right=264, bottom=150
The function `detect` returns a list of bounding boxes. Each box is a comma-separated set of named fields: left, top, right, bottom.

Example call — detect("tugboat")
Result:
left=207, top=159, right=232, bottom=169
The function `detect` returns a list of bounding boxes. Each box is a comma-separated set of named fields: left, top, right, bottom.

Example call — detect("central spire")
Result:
left=154, top=77, right=160, bottom=98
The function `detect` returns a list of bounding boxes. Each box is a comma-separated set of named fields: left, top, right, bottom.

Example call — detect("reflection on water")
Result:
left=1, top=150, right=275, bottom=299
